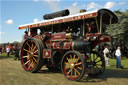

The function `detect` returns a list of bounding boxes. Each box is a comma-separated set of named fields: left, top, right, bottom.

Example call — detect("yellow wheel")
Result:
left=88, top=51, right=105, bottom=77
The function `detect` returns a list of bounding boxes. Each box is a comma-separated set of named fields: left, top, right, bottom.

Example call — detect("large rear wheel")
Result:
left=21, top=38, right=44, bottom=73
left=61, top=51, right=86, bottom=81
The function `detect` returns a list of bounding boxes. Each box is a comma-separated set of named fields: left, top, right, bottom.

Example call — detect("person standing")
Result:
left=22, top=31, right=29, bottom=41
left=103, top=46, right=110, bottom=66
left=0, top=46, right=2, bottom=54
left=13, top=45, right=20, bottom=60
left=6, top=46, right=10, bottom=57
left=115, top=46, right=122, bottom=68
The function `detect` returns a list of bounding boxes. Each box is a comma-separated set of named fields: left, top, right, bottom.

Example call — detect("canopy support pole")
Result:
left=95, top=17, right=99, bottom=32
left=100, top=15, right=102, bottom=33
left=83, top=19, right=85, bottom=36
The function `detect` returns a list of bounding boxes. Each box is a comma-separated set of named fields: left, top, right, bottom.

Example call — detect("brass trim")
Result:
left=66, top=33, right=72, bottom=39
left=72, top=42, right=74, bottom=50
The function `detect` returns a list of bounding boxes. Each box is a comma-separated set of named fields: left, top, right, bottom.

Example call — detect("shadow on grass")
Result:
left=81, top=68, right=128, bottom=82
left=0, top=55, right=12, bottom=59
left=37, top=67, right=128, bottom=82
left=38, top=69, right=62, bottom=74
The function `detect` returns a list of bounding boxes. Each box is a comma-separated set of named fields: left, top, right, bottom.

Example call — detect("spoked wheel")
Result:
left=61, top=51, right=86, bottom=81
left=88, top=51, right=105, bottom=77
left=21, top=38, right=44, bottom=73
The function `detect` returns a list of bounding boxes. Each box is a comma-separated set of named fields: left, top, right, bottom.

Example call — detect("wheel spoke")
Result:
left=75, top=70, right=77, bottom=77
left=33, top=59, right=36, bottom=65
left=70, top=55, right=73, bottom=63
left=94, top=55, right=98, bottom=61
left=76, top=66, right=82, bottom=70
left=26, top=42, right=31, bottom=48
left=73, top=55, right=76, bottom=63
left=31, top=40, right=34, bottom=47
left=28, top=61, right=33, bottom=69
left=64, top=62, right=70, bottom=69
left=32, top=59, right=35, bottom=67
left=96, top=59, right=101, bottom=63
left=74, top=68, right=80, bottom=75
left=66, top=57, right=69, bottom=61
left=96, top=64, right=102, bottom=68
left=65, top=67, right=70, bottom=70
left=65, top=62, right=70, bottom=65
left=23, top=55, right=29, bottom=58
left=93, top=54, right=95, bottom=61
left=32, top=42, right=34, bottom=49
left=33, top=54, right=38, bottom=57
left=29, top=47, right=31, bottom=52
left=94, top=54, right=97, bottom=61
left=71, top=69, right=73, bottom=77
left=70, top=55, right=73, bottom=60
left=75, top=62, right=82, bottom=66
left=33, top=57, right=37, bottom=63
left=95, top=65, right=101, bottom=69
left=66, top=57, right=71, bottom=64
left=67, top=69, right=72, bottom=75
left=75, top=57, right=80, bottom=63
left=29, top=41, right=32, bottom=51
left=23, top=49, right=31, bottom=53
left=24, top=60, right=30, bottom=66
left=90, top=54, right=93, bottom=62
left=32, top=46, right=37, bottom=52
left=34, top=50, right=38, bottom=54
left=96, top=64, right=102, bottom=66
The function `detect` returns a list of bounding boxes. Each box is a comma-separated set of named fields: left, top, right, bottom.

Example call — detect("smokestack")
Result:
left=43, top=9, right=70, bottom=20
left=80, top=9, right=86, bottom=13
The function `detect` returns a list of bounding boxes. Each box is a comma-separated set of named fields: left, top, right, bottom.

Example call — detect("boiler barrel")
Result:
left=43, top=9, right=70, bottom=20
left=73, top=40, right=90, bottom=52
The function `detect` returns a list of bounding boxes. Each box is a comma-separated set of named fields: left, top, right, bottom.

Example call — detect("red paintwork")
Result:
left=52, top=32, right=66, bottom=41
left=43, top=49, right=51, bottom=58
left=64, top=42, right=71, bottom=49
left=91, top=35, right=111, bottom=49
left=19, top=12, right=98, bottom=30
left=52, top=42, right=71, bottom=49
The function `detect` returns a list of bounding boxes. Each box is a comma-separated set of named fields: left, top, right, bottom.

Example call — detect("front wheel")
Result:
left=61, top=51, right=86, bottom=81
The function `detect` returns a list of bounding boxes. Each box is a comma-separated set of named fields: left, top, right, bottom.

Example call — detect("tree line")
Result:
left=106, top=9, right=128, bottom=45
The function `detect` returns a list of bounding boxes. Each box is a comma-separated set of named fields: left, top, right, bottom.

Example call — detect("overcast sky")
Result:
left=0, top=0, right=128, bottom=43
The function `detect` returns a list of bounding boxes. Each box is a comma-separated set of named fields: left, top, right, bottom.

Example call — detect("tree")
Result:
left=106, top=10, right=128, bottom=44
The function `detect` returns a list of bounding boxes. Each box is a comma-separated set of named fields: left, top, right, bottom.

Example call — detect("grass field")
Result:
left=0, top=53, right=128, bottom=85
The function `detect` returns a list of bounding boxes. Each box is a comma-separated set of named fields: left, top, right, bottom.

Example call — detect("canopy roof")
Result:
left=18, top=9, right=118, bottom=30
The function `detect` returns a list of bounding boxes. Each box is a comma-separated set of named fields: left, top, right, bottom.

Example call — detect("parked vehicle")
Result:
left=19, top=9, right=118, bottom=81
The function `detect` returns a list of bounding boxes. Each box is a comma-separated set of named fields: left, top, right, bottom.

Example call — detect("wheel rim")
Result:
left=89, top=52, right=104, bottom=74
left=21, top=40, right=39, bottom=71
left=63, top=53, right=84, bottom=80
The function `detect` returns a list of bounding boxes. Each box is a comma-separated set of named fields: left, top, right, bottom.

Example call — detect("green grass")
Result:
left=0, top=53, right=14, bottom=58
left=1, top=53, right=128, bottom=70
left=1, top=53, right=128, bottom=69
left=0, top=53, right=128, bottom=85
left=107, top=58, right=128, bottom=69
